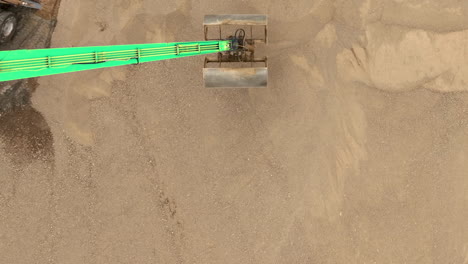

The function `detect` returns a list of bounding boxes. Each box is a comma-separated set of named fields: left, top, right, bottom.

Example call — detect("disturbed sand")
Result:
left=2, top=0, right=468, bottom=263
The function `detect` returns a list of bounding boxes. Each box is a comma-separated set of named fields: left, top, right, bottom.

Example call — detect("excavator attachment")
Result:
left=203, top=14, right=268, bottom=88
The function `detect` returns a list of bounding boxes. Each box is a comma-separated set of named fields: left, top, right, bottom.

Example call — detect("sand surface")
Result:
left=2, top=0, right=468, bottom=263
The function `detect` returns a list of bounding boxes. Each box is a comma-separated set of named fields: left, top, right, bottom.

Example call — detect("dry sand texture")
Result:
left=2, top=0, right=468, bottom=263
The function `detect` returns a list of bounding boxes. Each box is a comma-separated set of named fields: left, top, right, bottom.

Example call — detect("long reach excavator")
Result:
left=0, top=14, right=268, bottom=88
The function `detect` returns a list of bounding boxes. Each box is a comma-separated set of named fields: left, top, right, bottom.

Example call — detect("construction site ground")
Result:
left=1, top=0, right=468, bottom=263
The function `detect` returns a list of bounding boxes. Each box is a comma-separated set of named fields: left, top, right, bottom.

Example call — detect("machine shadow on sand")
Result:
left=0, top=80, right=53, bottom=165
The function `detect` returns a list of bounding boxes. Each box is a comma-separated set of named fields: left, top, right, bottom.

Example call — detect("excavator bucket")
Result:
left=203, top=14, right=268, bottom=88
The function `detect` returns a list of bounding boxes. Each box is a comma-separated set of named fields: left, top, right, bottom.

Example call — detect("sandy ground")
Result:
left=2, top=0, right=468, bottom=263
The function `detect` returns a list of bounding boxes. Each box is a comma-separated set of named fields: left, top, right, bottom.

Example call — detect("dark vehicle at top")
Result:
left=0, top=0, right=41, bottom=43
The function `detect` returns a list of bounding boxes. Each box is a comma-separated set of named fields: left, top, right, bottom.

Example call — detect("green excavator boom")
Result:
left=0, top=40, right=231, bottom=82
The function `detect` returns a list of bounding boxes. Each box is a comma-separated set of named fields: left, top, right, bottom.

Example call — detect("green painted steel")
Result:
left=0, top=40, right=231, bottom=82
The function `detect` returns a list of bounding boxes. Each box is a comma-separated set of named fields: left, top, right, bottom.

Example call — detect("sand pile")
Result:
left=339, top=1, right=468, bottom=92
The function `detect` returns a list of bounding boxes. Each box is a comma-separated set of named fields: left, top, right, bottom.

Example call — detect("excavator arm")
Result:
left=0, top=40, right=231, bottom=82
